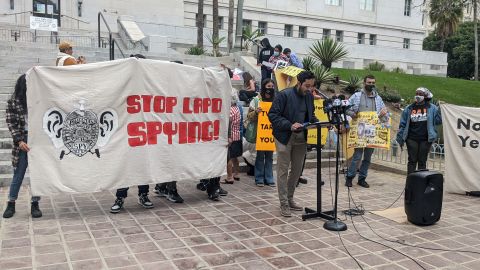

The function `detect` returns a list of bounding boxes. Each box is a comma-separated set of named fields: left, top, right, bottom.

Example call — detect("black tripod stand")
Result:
left=302, top=121, right=347, bottom=231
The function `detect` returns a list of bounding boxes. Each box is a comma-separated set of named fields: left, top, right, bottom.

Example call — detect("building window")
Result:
left=369, top=34, right=377, bottom=45
left=258, top=21, right=267, bottom=35
left=336, top=30, right=344, bottom=42
left=196, top=14, right=207, bottom=28
left=360, top=0, right=375, bottom=11
left=326, top=0, right=341, bottom=6
left=33, top=0, right=61, bottom=26
left=218, top=16, right=224, bottom=29
left=358, top=33, right=365, bottom=44
left=403, top=38, right=410, bottom=49
left=284, top=24, right=293, bottom=37
left=242, top=19, right=252, bottom=31
left=323, top=29, right=331, bottom=40
left=299, top=26, right=307, bottom=38
left=404, top=0, right=412, bottom=16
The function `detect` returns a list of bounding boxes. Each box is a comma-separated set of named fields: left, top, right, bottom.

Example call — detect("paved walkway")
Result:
left=1, top=168, right=479, bottom=270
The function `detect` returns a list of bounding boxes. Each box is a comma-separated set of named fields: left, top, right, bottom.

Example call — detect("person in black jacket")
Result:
left=257, top=38, right=274, bottom=81
left=268, top=71, right=317, bottom=217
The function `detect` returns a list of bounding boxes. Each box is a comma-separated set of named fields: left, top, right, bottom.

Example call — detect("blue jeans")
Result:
left=347, top=147, right=375, bottom=180
left=9, top=149, right=40, bottom=202
left=255, top=151, right=274, bottom=184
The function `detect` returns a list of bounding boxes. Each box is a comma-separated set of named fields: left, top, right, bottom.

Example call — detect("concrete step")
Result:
left=0, top=149, right=11, bottom=161
left=0, top=138, right=13, bottom=149
left=0, top=160, right=13, bottom=174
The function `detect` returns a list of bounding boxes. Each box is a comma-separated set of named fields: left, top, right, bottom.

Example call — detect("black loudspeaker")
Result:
left=404, top=170, right=444, bottom=226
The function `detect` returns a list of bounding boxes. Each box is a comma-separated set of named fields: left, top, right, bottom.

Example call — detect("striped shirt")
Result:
left=229, top=105, right=241, bottom=141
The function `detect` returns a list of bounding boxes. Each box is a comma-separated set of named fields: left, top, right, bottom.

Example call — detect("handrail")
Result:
left=61, top=14, right=89, bottom=24
left=0, top=11, right=32, bottom=16
left=111, top=38, right=126, bottom=60
left=97, top=11, right=113, bottom=57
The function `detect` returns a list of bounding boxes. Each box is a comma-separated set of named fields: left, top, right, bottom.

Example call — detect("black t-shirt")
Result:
left=407, top=103, right=428, bottom=141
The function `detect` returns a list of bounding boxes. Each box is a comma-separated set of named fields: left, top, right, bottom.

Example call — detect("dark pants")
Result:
left=116, top=185, right=149, bottom=198
left=261, top=67, right=272, bottom=82
left=406, top=139, right=432, bottom=175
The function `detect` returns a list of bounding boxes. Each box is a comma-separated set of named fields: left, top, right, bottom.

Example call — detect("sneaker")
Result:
left=208, top=190, right=220, bottom=201
left=280, top=205, right=292, bottom=217
left=31, top=201, right=43, bottom=218
left=197, top=180, right=208, bottom=191
left=167, top=189, right=184, bottom=203
left=288, top=200, right=303, bottom=211
left=3, top=201, right=15, bottom=218
left=266, top=183, right=276, bottom=187
left=358, top=180, right=370, bottom=188
left=218, top=187, right=228, bottom=196
left=138, top=193, right=154, bottom=208
left=345, top=176, right=353, bottom=187
left=256, top=183, right=264, bottom=187
left=110, top=197, right=124, bottom=213
left=154, top=184, right=168, bottom=197
left=298, top=177, right=308, bottom=184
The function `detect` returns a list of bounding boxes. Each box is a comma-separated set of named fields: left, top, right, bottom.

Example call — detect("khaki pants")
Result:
left=275, top=133, right=307, bottom=207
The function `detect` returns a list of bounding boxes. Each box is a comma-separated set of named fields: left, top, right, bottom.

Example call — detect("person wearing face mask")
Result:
left=248, top=79, right=276, bottom=187
left=268, top=44, right=289, bottom=71
left=283, top=48, right=304, bottom=68
left=257, top=38, right=275, bottom=81
left=268, top=71, right=318, bottom=217
left=345, top=75, right=389, bottom=188
left=396, top=87, right=442, bottom=175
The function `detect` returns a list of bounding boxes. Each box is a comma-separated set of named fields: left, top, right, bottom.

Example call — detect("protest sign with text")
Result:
left=27, top=59, right=231, bottom=195
left=256, top=102, right=275, bottom=151
left=307, top=99, right=329, bottom=145
left=347, top=112, right=390, bottom=149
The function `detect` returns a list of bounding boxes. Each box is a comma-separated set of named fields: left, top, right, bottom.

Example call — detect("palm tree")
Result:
left=429, top=0, right=463, bottom=51
left=234, top=0, right=244, bottom=50
left=242, top=26, right=263, bottom=51
left=227, top=0, right=234, bottom=52
left=312, top=65, right=334, bottom=88
left=474, top=0, right=478, bottom=80
left=196, top=0, right=204, bottom=48
left=309, top=38, right=348, bottom=70
left=212, top=0, right=220, bottom=56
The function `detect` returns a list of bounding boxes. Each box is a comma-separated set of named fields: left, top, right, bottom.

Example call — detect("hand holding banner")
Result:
left=347, top=112, right=391, bottom=149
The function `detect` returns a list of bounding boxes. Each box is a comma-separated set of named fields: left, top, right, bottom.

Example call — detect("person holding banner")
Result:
left=396, top=87, right=442, bottom=175
left=248, top=79, right=276, bottom=187
left=225, top=89, right=243, bottom=184
left=345, top=75, right=389, bottom=188
left=3, top=75, right=42, bottom=219
left=268, top=71, right=318, bottom=217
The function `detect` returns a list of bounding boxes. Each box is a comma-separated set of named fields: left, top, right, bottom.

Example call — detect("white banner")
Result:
left=442, top=103, right=480, bottom=194
left=27, top=59, right=231, bottom=195
left=30, top=16, right=58, bottom=32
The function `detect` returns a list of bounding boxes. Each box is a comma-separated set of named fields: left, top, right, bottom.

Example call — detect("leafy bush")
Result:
left=312, top=65, right=334, bottom=88
left=344, top=75, right=362, bottom=94
left=366, top=61, right=385, bottom=71
left=391, top=67, right=405, bottom=73
left=185, top=46, right=206, bottom=55
left=309, top=38, right=348, bottom=69
left=302, top=56, right=318, bottom=71
left=378, top=89, right=402, bottom=103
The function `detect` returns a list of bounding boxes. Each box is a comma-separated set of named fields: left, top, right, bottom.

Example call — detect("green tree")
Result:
left=196, top=0, right=204, bottom=48
left=309, top=38, right=348, bottom=70
left=429, top=0, right=464, bottom=51
left=424, top=22, right=480, bottom=79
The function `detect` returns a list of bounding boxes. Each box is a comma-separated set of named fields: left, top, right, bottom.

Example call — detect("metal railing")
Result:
left=97, top=11, right=115, bottom=60
left=372, top=141, right=445, bottom=172
left=0, top=28, right=97, bottom=48
left=60, top=14, right=90, bottom=29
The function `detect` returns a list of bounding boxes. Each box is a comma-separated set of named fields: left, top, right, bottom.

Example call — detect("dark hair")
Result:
left=260, top=78, right=275, bottom=101
left=243, top=72, right=254, bottom=88
left=283, top=48, right=291, bottom=54
left=297, top=70, right=315, bottom=84
left=274, top=44, right=283, bottom=52
left=130, top=54, right=146, bottom=59
left=363, top=74, right=375, bottom=82
left=226, top=67, right=233, bottom=78
left=260, top=38, right=272, bottom=49
left=13, top=74, right=27, bottom=111
left=171, top=60, right=184, bottom=64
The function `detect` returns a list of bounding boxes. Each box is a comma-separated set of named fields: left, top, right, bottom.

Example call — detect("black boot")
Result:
left=345, top=176, right=353, bottom=187
left=207, top=178, right=220, bottom=201
left=357, top=177, right=370, bottom=188
left=3, top=201, right=15, bottom=218
left=31, top=201, right=42, bottom=218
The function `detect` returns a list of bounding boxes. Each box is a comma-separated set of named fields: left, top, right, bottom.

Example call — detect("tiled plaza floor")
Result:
left=1, top=168, right=480, bottom=270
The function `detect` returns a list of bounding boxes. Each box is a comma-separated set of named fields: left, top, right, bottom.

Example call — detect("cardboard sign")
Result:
left=307, top=99, right=329, bottom=145
left=256, top=102, right=275, bottom=151
left=348, top=112, right=391, bottom=149
left=279, top=66, right=304, bottom=77
left=30, top=16, right=58, bottom=32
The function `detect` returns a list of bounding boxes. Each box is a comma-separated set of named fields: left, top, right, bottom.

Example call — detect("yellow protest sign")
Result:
left=307, top=99, right=329, bottom=145
left=347, top=112, right=391, bottom=149
left=274, top=70, right=297, bottom=91
left=256, top=102, right=275, bottom=151
left=279, top=66, right=304, bottom=77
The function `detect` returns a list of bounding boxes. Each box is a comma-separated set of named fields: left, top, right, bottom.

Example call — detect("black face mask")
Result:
left=262, top=88, right=275, bottom=101
left=365, top=85, right=376, bottom=92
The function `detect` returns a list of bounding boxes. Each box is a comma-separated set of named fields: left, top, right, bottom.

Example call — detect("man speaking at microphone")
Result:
left=268, top=71, right=317, bottom=217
